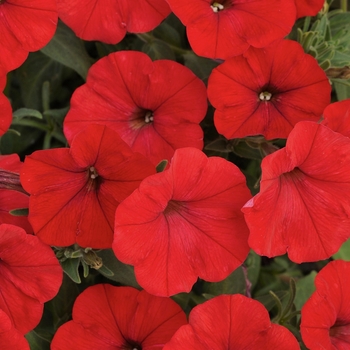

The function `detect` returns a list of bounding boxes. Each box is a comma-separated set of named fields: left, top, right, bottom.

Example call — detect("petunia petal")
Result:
left=243, top=121, right=350, bottom=262
left=114, top=148, right=251, bottom=296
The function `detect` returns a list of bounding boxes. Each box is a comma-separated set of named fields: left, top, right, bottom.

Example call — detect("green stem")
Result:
left=51, top=131, right=67, bottom=145
left=11, top=119, right=48, bottom=132
left=42, top=81, right=50, bottom=113
left=270, top=291, right=283, bottom=323
left=43, top=132, right=52, bottom=149
left=303, top=17, right=311, bottom=32
left=283, top=310, right=301, bottom=322
left=136, top=33, right=191, bottom=55
left=341, top=0, right=347, bottom=12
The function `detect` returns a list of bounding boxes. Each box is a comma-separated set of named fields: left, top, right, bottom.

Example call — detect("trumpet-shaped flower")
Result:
left=58, top=0, right=171, bottom=44
left=301, top=260, right=350, bottom=349
left=113, top=147, right=251, bottom=296
left=51, top=285, right=187, bottom=350
left=0, top=0, right=57, bottom=75
left=243, top=121, right=350, bottom=263
left=21, top=124, right=155, bottom=248
left=208, top=40, right=331, bottom=140
left=64, top=51, right=207, bottom=166
left=0, top=224, right=62, bottom=334
left=166, top=0, right=296, bottom=59
left=164, top=294, right=299, bottom=349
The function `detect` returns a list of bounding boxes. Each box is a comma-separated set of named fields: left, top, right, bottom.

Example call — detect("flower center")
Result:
left=210, top=0, right=231, bottom=12
left=259, top=91, right=272, bottom=101
left=330, top=321, right=350, bottom=342
left=164, top=200, right=185, bottom=216
left=86, top=166, right=101, bottom=191
left=122, top=340, right=142, bottom=350
left=89, top=166, right=98, bottom=180
left=144, top=110, right=154, bottom=124
left=211, top=2, right=224, bottom=12
left=130, top=108, right=154, bottom=130
left=0, top=0, right=5, bottom=4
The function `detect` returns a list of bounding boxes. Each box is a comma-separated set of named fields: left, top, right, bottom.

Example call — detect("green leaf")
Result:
left=333, top=238, right=350, bottom=260
left=41, top=21, right=93, bottom=79
left=329, top=12, right=350, bottom=43
left=294, top=271, right=316, bottom=312
left=97, top=249, right=140, bottom=288
left=331, top=50, right=350, bottom=67
left=202, top=266, right=247, bottom=296
left=17, top=51, right=63, bottom=110
left=153, top=21, right=182, bottom=47
left=231, top=140, right=262, bottom=160
left=334, top=80, right=350, bottom=99
left=43, top=106, right=69, bottom=126
left=60, top=258, right=81, bottom=284
left=156, top=160, right=168, bottom=173
left=171, top=293, right=191, bottom=311
left=183, top=52, right=219, bottom=81
left=255, top=291, right=289, bottom=312
left=142, top=40, right=176, bottom=61
left=13, top=108, right=42, bottom=120
left=319, top=59, right=332, bottom=70
left=9, top=208, right=29, bottom=216
left=0, top=125, right=42, bottom=155
left=4, top=129, right=21, bottom=137
left=25, top=331, right=50, bottom=350
left=46, top=274, right=79, bottom=329
left=246, top=250, right=261, bottom=290
left=205, top=137, right=231, bottom=153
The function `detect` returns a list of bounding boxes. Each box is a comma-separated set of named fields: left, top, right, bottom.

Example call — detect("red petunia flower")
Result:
left=0, top=154, right=32, bottom=233
left=113, top=147, right=251, bottom=296
left=294, top=0, right=324, bottom=18
left=0, top=224, right=62, bottom=334
left=166, top=0, right=296, bottom=59
left=321, top=99, right=350, bottom=138
left=0, top=309, right=29, bottom=349
left=164, top=294, right=299, bottom=349
left=301, top=260, right=350, bottom=349
left=242, top=121, right=350, bottom=263
left=21, top=124, right=155, bottom=249
left=0, top=0, right=57, bottom=75
left=51, top=284, right=187, bottom=350
left=64, top=51, right=207, bottom=167
left=57, top=0, right=171, bottom=44
left=0, top=76, right=11, bottom=136
left=207, top=40, right=331, bottom=140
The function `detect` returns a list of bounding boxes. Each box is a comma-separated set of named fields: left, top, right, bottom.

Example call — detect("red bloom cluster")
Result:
left=64, top=51, right=207, bottom=166
left=164, top=294, right=299, bottom=349
left=166, top=0, right=296, bottom=59
left=208, top=40, right=331, bottom=140
left=0, top=224, right=62, bottom=334
left=301, top=260, right=350, bottom=349
left=0, top=76, right=11, bottom=136
left=21, top=124, right=155, bottom=248
left=51, top=284, right=187, bottom=349
left=58, top=0, right=171, bottom=44
left=113, top=148, right=251, bottom=296
left=0, top=154, right=32, bottom=233
left=243, top=121, right=350, bottom=263
left=0, top=0, right=57, bottom=75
